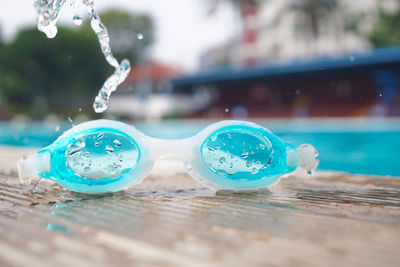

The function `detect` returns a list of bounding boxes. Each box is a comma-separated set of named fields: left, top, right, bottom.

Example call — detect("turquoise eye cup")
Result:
left=17, top=120, right=319, bottom=193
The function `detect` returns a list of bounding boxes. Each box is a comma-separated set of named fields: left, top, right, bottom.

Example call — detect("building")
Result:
left=201, top=0, right=395, bottom=68
left=174, top=46, right=400, bottom=118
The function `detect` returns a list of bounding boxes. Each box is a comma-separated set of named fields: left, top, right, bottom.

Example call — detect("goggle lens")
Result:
left=65, top=129, right=140, bottom=180
left=201, top=126, right=273, bottom=181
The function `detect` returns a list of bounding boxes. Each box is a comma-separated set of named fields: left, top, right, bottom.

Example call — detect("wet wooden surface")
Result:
left=0, top=149, right=400, bottom=266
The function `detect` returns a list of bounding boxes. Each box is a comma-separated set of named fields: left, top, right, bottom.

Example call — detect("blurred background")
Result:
left=0, top=0, right=400, bottom=176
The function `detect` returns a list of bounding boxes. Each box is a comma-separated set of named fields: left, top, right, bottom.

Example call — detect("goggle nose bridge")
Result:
left=146, top=137, right=196, bottom=160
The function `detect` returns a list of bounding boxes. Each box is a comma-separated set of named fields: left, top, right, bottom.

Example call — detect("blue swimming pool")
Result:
left=1, top=118, right=399, bottom=177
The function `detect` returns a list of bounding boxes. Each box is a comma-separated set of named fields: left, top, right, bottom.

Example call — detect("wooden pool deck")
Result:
left=0, top=147, right=399, bottom=266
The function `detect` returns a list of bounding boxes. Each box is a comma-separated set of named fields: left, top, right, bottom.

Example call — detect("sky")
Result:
left=0, top=0, right=236, bottom=71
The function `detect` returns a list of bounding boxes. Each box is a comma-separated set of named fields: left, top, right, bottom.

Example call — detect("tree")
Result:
left=0, top=27, right=109, bottom=116
left=369, top=7, right=400, bottom=47
left=0, top=9, right=155, bottom=117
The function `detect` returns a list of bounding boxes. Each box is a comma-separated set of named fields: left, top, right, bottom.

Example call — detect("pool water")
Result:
left=1, top=119, right=399, bottom=177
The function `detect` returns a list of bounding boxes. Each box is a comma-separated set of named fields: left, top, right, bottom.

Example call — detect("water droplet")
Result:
left=76, top=138, right=86, bottom=148
left=73, top=14, right=83, bottom=26
left=241, top=152, right=249, bottom=158
left=227, top=133, right=232, bottom=138
left=105, top=145, right=114, bottom=154
left=95, top=141, right=100, bottom=147
left=225, top=108, right=229, bottom=113
left=219, top=157, right=226, bottom=163
left=84, top=166, right=91, bottom=172
left=97, top=133, right=104, bottom=140
left=246, top=161, right=252, bottom=167
left=34, top=0, right=132, bottom=114
left=68, top=146, right=81, bottom=156
left=208, top=147, right=215, bottom=151
left=214, top=146, right=221, bottom=150
left=104, top=165, right=117, bottom=175
left=137, top=33, right=144, bottom=40
left=68, top=117, right=74, bottom=127
left=113, top=139, right=121, bottom=147
left=259, top=143, right=266, bottom=149
left=55, top=125, right=60, bottom=132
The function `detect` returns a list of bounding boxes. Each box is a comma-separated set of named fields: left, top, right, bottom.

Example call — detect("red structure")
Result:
left=173, top=47, right=400, bottom=118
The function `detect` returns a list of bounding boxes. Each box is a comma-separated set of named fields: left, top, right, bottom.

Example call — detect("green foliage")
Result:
left=369, top=8, right=400, bottom=47
left=0, top=27, right=109, bottom=117
left=0, top=9, right=154, bottom=118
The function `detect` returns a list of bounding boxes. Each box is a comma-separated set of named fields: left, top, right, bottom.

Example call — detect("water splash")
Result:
left=34, top=0, right=131, bottom=113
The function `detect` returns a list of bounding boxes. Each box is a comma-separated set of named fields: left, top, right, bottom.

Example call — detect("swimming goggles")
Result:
left=17, top=120, right=319, bottom=193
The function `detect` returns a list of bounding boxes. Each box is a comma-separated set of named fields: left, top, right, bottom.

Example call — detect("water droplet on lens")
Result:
left=76, top=139, right=86, bottom=148
left=241, top=152, right=249, bottom=158
left=104, top=165, right=117, bottom=175
left=219, top=157, right=226, bottom=163
left=113, top=139, right=121, bottom=147
left=68, top=146, right=81, bottom=156
left=105, top=145, right=114, bottom=154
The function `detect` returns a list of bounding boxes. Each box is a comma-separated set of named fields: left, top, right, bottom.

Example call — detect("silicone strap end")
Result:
left=17, top=152, right=51, bottom=185
left=297, top=144, right=319, bottom=175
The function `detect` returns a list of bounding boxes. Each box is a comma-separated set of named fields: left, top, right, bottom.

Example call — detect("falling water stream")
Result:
left=34, top=0, right=131, bottom=113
